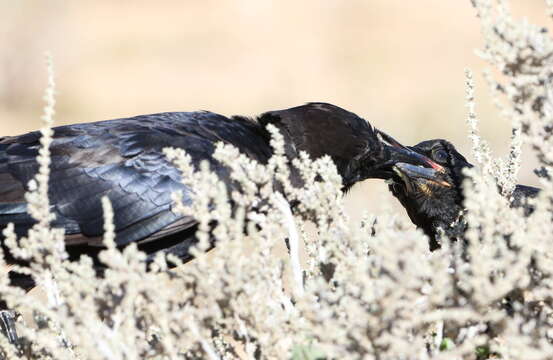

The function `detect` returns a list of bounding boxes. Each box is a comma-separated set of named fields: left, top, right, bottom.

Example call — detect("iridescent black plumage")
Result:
left=1, top=111, right=271, bottom=265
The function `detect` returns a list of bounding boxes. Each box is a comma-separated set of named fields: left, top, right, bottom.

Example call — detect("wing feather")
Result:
left=0, top=111, right=272, bottom=261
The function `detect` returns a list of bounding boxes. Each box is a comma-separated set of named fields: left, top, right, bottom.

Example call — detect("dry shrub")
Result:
left=1, top=1, right=553, bottom=359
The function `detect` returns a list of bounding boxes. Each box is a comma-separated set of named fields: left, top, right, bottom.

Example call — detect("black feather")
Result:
left=0, top=104, right=422, bottom=284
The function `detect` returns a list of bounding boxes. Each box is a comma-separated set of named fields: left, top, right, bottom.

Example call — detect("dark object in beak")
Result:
left=376, top=130, right=446, bottom=173
left=393, top=162, right=452, bottom=193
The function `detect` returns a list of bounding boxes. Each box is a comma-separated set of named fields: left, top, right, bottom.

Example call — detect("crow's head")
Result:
left=258, top=103, right=442, bottom=191
left=388, top=139, right=472, bottom=249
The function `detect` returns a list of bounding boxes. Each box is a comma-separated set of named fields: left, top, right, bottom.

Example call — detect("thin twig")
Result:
left=273, top=192, right=304, bottom=296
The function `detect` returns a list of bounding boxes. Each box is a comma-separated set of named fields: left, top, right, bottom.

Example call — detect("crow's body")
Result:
left=0, top=103, right=445, bottom=344
left=390, top=139, right=540, bottom=250
left=1, top=103, right=438, bottom=272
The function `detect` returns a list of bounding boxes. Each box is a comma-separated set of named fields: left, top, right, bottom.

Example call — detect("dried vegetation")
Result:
left=2, top=0, right=553, bottom=359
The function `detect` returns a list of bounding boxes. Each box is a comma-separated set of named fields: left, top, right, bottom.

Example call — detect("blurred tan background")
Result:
left=0, top=0, right=550, bottom=225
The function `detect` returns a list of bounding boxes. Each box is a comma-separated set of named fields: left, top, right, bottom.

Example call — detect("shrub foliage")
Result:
left=2, top=1, right=553, bottom=359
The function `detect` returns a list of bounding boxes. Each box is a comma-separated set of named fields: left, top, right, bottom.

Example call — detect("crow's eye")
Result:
left=433, top=149, right=448, bottom=163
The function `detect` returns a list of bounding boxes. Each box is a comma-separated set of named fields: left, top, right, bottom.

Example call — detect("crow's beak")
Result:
left=376, top=130, right=446, bottom=173
left=393, top=162, right=452, bottom=189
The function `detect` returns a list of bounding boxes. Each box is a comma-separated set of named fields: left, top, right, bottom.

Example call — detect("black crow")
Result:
left=0, top=103, right=446, bottom=344
left=0, top=103, right=440, bottom=273
left=388, top=139, right=540, bottom=250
